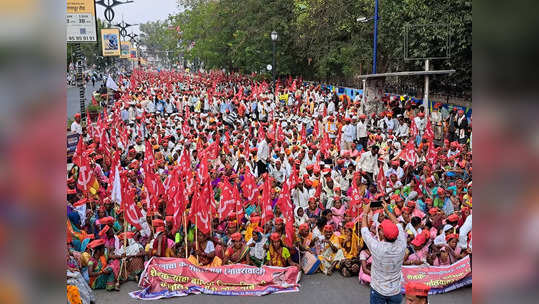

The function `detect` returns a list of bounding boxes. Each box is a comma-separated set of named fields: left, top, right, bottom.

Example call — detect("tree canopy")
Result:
left=138, top=0, right=472, bottom=96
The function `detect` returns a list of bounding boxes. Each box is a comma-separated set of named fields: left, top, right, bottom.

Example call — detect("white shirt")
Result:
left=256, top=139, right=269, bottom=163
left=361, top=224, right=406, bottom=296
left=358, top=151, right=378, bottom=174
left=458, top=214, right=472, bottom=249
left=71, top=121, right=82, bottom=135
left=356, top=120, right=368, bottom=138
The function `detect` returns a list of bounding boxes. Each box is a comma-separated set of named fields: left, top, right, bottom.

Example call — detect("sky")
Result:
left=96, top=0, right=183, bottom=35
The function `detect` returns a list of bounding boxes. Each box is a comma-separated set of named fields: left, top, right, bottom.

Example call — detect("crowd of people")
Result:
left=67, top=69, right=472, bottom=304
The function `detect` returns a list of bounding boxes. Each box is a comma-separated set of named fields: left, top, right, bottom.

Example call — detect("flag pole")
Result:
left=195, top=216, right=199, bottom=264
left=183, top=210, right=188, bottom=258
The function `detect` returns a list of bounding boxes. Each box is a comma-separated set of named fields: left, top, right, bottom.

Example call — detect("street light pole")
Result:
left=372, top=0, right=379, bottom=74
left=271, top=30, right=278, bottom=96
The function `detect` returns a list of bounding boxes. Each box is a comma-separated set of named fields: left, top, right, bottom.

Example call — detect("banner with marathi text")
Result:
left=401, top=255, right=472, bottom=294
left=129, top=257, right=301, bottom=299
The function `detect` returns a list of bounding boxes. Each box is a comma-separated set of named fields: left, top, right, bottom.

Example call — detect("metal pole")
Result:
left=424, top=59, right=430, bottom=116
left=272, top=40, right=276, bottom=95
left=372, top=0, right=379, bottom=74
left=74, top=43, right=87, bottom=126
left=362, top=79, right=366, bottom=104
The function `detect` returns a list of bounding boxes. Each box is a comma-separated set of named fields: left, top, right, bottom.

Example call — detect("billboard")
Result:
left=66, top=0, right=97, bottom=42
left=120, top=41, right=131, bottom=58
left=129, top=48, right=137, bottom=61
left=101, top=28, right=121, bottom=56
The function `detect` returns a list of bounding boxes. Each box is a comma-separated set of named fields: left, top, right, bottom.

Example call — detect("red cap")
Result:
left=428, top=208, right=439, bottom=215
left=97, top=216, right=114, bottom=226
left=118, top=232, right=135, bottom=240
left=87, top=239, right=105, bottom=249
left=254, top=226, right=264, bottom=233
left=231, top=232, right=242, bottom=241
left=411, top=233, right=427, bottom=247
left=275, top=217, right=284, bottom=224
left=418, top=112, right=425, bottom=117
left=250, top=216, right=261, bottom=224
left=152, top=219, right=165, bottom=227
left=380, top=219, right=399, bottom=241
left=299, top=223, right=309, bottom=231
left=270, top=232, right=281, bottom=241
left=406, top=201, right=416, bottom=208
left=344, top=222, right=355, bottom=230
left=323, top=224, right=334, bottom=232
left=445, top=233, right=459, bottom=242
left=98, top=225, right=110, bottom=238
left=447, top=213, right=459, bottom=222
left=405, top=282, right=430, bottom=297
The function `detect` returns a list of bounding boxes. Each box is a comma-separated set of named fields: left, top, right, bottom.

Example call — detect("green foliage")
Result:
left=86, top=103, right=102, bottom=113
left=140, top=0, right=471, bottom=94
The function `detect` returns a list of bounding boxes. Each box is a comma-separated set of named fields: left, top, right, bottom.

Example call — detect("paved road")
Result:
left=95, top=274, right=471, bottom=304
left=67, top=82, right=101, bottom=119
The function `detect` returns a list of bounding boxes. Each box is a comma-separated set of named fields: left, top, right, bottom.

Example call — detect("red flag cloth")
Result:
left=260, top=174, right=274, bottom=226
left=217, top=178, right=236, bottom=221
left=410, top=118, right=418, bottom=138
left=348, top=173, right=363, bottom=217
left=241, top=169, right=257, bottom=205
left=424, top=119, right=434, bottom=142
left=277, top=178, right=294, bottom=247
left=313, top=120, right=319, bottom=139
left=196, top=153, right=209, bottom=183
left=321, top=131, right=330, bottom=158
left=166, top=168, right=186, bottom=233
left=91, top=95, right=98, bottom=106
left=144, top=170, right=164, bottom=212
left=143, top=140, right=155, bottom=173
left=257, top=124, right=266, bottom=142
left=376, top=164, right=387, bottom=195
left=426, top=142, right=438, bottom=166
left=120, top=171, right=142, bottom=230
left=233, top=183, right=244, bottom=220
left=179, top=150, right=191, bottom=176
left=76, top=152, right=96, bottom=193
left=301, top=124, right=307, bottom=145
left=400, top=140, right=418, bottom=166
left=73, top=135, right=85, bottom=167
left=192, top=179, right=212, bottom=234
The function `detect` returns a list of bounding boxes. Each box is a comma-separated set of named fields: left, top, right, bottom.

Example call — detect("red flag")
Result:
left=76, top=152, right=96, bottom=193
left=313, top=120, right=319, bottom=139
left=120, top=171, right=142, bottom=230
left=400, top=140, right=418, bottom=166
left=167, top=168, right=187, bottom=233
left=179, top=149, right=191, bottom=176
left=73, top=135, right=85, bottom=167
left=426, top=142, right=438, bottom=166
left=191, top=179, right=212, bottom=234
left=376, top=165, right=387, bottom=194
left=321, top=131, right=330, bottom=158
left=218, top=178, right=236, bottom=221
left=424, top=119, right=434, bottom=142
left=144, top=170, right=164, bottom=211
left=260, top=174, right=274, bottom=226
left=196, top=153, right=209, bottom=182
left=233, top=183, right=243, bottom=220
left=277, top=178, right=294, bottom=247
left=410, top=118, right=418, bottom=138
left=241, top=168, right=257, bottom=204
left=301, top=124, right=307, bottom=145
left=91, top=95, right=98, bottom=106
left=143, top=140, right=155, bottom=173
left=257, top=123, right=266, bottom=142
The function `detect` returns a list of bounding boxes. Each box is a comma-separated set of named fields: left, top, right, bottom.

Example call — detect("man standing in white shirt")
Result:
left=358, top=145, right=379, bottom=184
left=361, top=202, right=406, bottom=304
left=342, top=118, right=356, bottom=150
left=256, top=133, right=269, bottom=176
left=70, top=113, right=82, bottom=135
left=356, top=114, right=368, bottom=150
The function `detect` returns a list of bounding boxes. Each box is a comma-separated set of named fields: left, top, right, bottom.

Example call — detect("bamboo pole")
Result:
left=183, top=211, right=188, bottom=258
left=195, top=216, right=199, bottom=264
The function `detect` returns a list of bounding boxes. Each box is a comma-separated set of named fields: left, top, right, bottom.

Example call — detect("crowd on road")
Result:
left=67, top=68, right=471, bottom=304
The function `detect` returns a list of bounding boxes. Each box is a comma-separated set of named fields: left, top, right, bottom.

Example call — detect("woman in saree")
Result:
left=338, top=222, right=361, bottom=277
left=358, top=247, right=373, bottom=284
left=223, top=232, right=249, bottom=264
left=444, top=233, right=470, bottom=263
left=87, top=239, right=120, bottom=291
left=188, top=230, right=223, bottom=267
left=266, top=232, right=298, bottom=268
left=246, top=226, right=266, bottom=267
left=318, top=224, right=345, bottom=275
left=116, top=232, right=145, bottom=282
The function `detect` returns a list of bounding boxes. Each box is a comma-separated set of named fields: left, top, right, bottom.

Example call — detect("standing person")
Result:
left=256, top=133, right=270, bottom=176
left=361, top=202, right=406, bottom=304
left=356, top=114, right=368, bottom=151
left=71, top=113, right=83, bottom=135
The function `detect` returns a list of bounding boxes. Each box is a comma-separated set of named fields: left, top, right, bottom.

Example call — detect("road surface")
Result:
left=95, top=274, right=471, bottom=304
left=67, top=82, right=101, bottom=119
